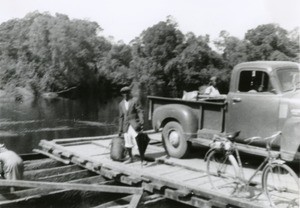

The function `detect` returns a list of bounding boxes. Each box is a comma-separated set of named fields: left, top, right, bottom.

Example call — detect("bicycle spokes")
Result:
left=207, top=151, right=241, bottom=194
left=263, top=164, right=299, bottom=208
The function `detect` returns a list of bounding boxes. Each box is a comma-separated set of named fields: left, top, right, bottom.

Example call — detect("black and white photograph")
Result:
left=0, top=0, right=299, bottom=207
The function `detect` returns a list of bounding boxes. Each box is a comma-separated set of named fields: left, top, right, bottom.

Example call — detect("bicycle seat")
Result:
left=226, top=131, right=240, bottom=141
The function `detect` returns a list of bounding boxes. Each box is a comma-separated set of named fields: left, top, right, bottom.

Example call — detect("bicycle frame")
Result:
left=206, top=131, right=299, bottom=207
left=232, top=139, right=285, bottom=187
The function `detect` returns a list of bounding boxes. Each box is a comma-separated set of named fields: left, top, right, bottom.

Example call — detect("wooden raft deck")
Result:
left=37, top=131, right=280, bottom=208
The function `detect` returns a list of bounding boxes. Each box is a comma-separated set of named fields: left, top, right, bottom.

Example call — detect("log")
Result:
left=0, top=179, right=143, bottom=194
left=33, top=149, right=70, bottom=164
left=24, top=165, right=82, bottom=180
left=0, top=175, right=112, bottom=202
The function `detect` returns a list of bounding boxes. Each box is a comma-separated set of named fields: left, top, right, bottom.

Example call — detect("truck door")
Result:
left=227, top=69, right=280, bottom=145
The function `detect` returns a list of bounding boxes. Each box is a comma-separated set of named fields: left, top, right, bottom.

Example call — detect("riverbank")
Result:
left=0, top=87, right=34, bottom=102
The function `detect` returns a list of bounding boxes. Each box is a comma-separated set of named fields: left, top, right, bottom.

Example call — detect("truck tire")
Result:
left=162, top=121, right=190, bottom=158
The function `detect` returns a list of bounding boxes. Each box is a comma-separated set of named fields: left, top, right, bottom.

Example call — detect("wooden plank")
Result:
left=141, top=194, right=165, bottom=206
left=164, top=188, right=213, bottom=208
left=89, top=147, right=110, bottom=156
left=166, top=171, right=207, bottom=182
left=85, top=148, right=265, bottom=208
left=143, top=164, right=178, bottom=175
left=62, top=141, right=91, bottom=146
left=24, top=159, right=65, bottom=171
left=64, top=144, right=103, bottom=156
left=92, top=140, right=112, bottom=149
left=54, top=135, right=116, bottom=144
left=142, top=182, right=165, bottom=192
left=147, top=132, right=162, bottom=142
left=38, top=138, right=268, bottom=208
left=24, top=165, right=82, bottom=180
left=0, top=175, right=110, bottom=201
left=129, top=193, right=143, bottom=208
left=120, top=175, right=142, bottom=186
left=140, top=172, right=264, bottom=208
left=37, top=170, right=93, bottom=182
left=0, top=179, right=143, bottom=194
left=33, top=149, right=70, bottom=164
left=53, top=130, right=157, bottom=144
left=0, top=178, right=116, bottom=206
left=100, top=168, right=122, bottom=179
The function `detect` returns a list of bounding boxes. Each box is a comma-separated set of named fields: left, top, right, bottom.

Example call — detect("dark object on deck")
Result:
left=110, top=137, right=126, bottom=161
left=135, top=133, right=150, bottom=163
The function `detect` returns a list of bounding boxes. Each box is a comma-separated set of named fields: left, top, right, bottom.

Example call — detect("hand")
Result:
left=140, top=125, right=144, bottom=133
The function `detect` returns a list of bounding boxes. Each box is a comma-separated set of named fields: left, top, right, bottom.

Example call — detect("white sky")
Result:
left=0, top=0, right=299, bottom=43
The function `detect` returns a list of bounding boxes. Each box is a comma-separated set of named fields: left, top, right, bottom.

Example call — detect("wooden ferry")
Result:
left=1, top=130, right=298, bottom=208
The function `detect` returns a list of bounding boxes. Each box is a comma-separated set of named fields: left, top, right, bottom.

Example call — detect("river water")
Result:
left=0, top=97, right=195, bottom=207
left=0, top=96, right=149, bottom=154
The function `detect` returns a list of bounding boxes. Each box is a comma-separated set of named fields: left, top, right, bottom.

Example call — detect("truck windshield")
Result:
left=277, top=68, right=300, bottom=92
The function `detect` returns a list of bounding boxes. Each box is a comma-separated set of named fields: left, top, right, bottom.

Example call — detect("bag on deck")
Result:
left=110, top=137, right=126, bottom=161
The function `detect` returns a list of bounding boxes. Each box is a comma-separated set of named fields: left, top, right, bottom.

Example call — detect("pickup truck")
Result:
left=148, top=61, right=300, bottom=162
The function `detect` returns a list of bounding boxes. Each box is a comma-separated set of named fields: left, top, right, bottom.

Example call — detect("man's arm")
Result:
left=135, top=99, right=144, bottom=129
left=118, top=103, right=124, bottom=136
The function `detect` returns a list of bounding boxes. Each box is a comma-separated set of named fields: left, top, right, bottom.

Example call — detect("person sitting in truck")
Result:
left=204, top=76, right=220, bottom=96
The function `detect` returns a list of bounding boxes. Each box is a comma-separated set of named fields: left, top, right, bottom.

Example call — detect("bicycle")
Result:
left=205, top=131, right=300, bottom=208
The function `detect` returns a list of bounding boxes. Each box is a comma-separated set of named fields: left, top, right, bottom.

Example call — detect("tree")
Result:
left=0, top=12, right=108, bottom=96
left=130, top=19, right=185, bottom=96
left=245, top=24, right=299, bottom=61
left=164, top=33, right=224, bottom=96
left=98, top=43, right=133, bottom=91
left=214, top=30, right=247, bottom=68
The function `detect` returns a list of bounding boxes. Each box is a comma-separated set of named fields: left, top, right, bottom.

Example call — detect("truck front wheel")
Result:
left=162, top=121, right=190, bottom=158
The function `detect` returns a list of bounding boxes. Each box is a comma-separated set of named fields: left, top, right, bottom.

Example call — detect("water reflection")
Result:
left=0, top=96, right=139, bottom=154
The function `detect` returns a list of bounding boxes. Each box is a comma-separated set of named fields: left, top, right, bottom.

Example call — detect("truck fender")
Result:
left=280, top=117, right=300, bottom=161
left=152, top=104, right=198, bottom=139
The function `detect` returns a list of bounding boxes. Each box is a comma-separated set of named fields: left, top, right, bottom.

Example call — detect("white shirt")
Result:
left=124, top=100, right=129, bottom=111
left=205, top=86, right=220, bottom=96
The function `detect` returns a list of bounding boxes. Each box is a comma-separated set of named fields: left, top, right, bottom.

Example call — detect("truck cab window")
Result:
left=277, top=68, right=300, bottom=92
left=238, top=70, right=271, bottom=92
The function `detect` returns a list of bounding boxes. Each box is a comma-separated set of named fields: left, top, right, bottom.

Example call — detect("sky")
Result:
left=0, top=0, right=299, bottom=43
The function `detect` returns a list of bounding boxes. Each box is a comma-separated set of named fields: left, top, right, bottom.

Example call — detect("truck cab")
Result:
left=226, top=61, right=300, bottom=161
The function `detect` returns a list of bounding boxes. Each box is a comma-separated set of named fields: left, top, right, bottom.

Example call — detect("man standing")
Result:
left=118, top=86, right=144, bottom=164
left=0, top=144, right=24, bottom=192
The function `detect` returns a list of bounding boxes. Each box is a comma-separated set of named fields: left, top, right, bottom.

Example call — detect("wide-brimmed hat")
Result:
left=120, top=86, right=131, bottom=93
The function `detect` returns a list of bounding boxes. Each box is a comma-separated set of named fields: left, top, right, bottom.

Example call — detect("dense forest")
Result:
left=0, top=12, right=299, bottom=99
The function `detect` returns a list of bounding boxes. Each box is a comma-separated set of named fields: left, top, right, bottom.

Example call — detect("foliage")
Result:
left=0, top=12, right=109, bottom=94
left=245, top=24, right=299, bottom=61
left=0, top=13, right=298, bottom=98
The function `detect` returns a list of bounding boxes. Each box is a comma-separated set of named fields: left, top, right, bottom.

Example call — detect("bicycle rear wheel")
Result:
left=263, top=163, right=299, bottom=208
left=206, top=150, right=240, bottom=192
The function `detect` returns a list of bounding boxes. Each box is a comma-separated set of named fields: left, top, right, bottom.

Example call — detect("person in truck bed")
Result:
left=204, top=76, right=220, bottom=96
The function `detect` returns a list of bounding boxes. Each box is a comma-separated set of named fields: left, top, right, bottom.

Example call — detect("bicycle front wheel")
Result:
left=206, top=150, right=240, bottom=192
left=263, top=163, right=299, bottom=208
